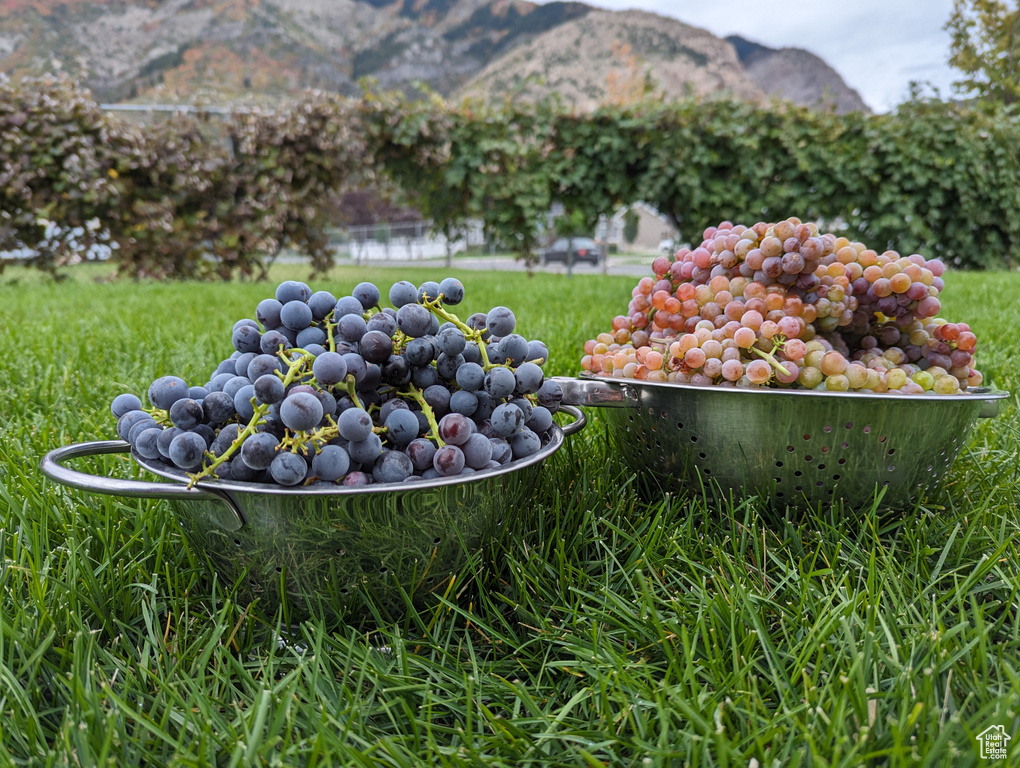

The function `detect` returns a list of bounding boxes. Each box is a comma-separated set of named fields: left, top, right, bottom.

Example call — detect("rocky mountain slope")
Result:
left=0, top=0, right=868, bottom=112
left=727, top=35, right=870, bottom=113
left=456, top=10, right=763, bottom=109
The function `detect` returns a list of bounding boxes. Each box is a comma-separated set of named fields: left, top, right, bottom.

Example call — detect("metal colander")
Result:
left=40, top=406, right=585, bottom=623
left=556, top=376, right=1008, bottom=510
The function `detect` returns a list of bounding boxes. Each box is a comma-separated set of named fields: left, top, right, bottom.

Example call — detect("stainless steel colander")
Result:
left=40, top=406, right=585, bottom=623
left=556, top=376, right=1009, bottom=510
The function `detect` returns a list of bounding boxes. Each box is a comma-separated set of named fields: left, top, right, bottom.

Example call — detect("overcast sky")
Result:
left=537, top=0, right=959, bottom=112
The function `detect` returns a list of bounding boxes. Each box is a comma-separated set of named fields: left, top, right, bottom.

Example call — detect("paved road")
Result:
left=320, top=255, right=654, bottom=278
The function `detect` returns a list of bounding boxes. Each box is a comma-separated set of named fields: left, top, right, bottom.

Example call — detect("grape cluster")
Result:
left=581, top=217, right=983, bottom=394
left=111, top=278, right=564, bottom=487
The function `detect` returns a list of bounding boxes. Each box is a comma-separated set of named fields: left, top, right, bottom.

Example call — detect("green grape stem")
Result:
left=750, top=342, right=791, bottom=377
left=188, top=347, right=313, bottom=486
left=343, top=374, right=364, bottom=411
left=399, top=385, right=445, bottom=448
left=325, top=313, right=337, bottom=353
left=147, top=407, right=170, bottom=426
left=421, top=297, right=494, bottom=370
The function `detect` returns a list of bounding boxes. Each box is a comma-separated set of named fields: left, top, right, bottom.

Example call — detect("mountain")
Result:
left=455, top=10, right=763, bottom=109
left=726, top=35, right=870, bottom=114
left=0, top=1, right=867, bottom=112
left=0, top=0, right=593, bottom=102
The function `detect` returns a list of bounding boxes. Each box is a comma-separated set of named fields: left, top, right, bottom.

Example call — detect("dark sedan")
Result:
left=539, top=237, right=601, bottom=266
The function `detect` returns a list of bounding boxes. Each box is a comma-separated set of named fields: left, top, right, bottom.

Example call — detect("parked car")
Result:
left=539, top=237, right=601, bottom=266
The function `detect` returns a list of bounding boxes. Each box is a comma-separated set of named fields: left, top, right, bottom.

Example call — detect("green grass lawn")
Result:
left=1, top=263, right=1018, bottom=766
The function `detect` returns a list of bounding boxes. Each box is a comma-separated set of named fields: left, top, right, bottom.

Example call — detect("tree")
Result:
left=945, top=0, right=1020, bottom=104
left=622, top=207, right=639, bottom=245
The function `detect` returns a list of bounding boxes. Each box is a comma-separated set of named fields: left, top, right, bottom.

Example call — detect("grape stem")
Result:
left=147, top=407, right=170, bottom=426
left=343, top=374, right=364, bottom=411
left=325, top=313, right=337, bottom=353
left=750, top=342, right=791, bottom=377
left=421, top=297, right=494, bottom=370
left=399, top=385, right=446, bottom=448
left=187, top=350, right=311, bottom=486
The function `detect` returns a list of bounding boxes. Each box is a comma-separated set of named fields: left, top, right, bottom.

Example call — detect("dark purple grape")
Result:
left=222, top=376, right=251, bottom=400
left=396, top=304, right=432, bottom=338
left=384, top=408, right=420, bottom=446
left=360, top=330, right=394, bottom=364
left=260, top=329, right=290, bottom=355
left=367, top=312, right=397, bottom=337
left=232, top=387, right=255, bottom=422
left=485, top=306, right=515, bottom=337
left=484, top=367, right=516, bottom=400
left=510, top=428, right=541, bottom=459
left=240, top=432, right=280, bottom=470
left=409, top=365, right=437, bottom=391
left=111, top=393, right=142, bottom=418
left=526, top=405, right=553, bottom=434
left=148, top=376, right=190, bottom=410
left=247, top=354, right=283, bottom=382
left=381, top=356, right=410, bottom=386
left=202, top=391, right=236, bottom=425
left=438, top=413, right=471, bottom=446
left=312, top=445, right=350, bottom=482
left=232, top=324, right=262, bottom=354
left=417, top=281, right=441, bottom=304
left=256, top=298, right=283, bottom=329
left=270, top=451, right=308, bottom=486
left=536, top=379, right=563, bottom=412
left=438, top=277, right=464, bottom=305
left=296, top=326, right=327, bottom=348
left=308, top=291, right=337, bottom=321
left=355, top=363, right=382, bottom=392
left=491, top=403, right=523, bottom=437
left=498, top=334, right=529, bottom=366
left=168, top=431, right=207, bottom=470
left=388, top=280, right=418, bottom=308
left=127, top=418, right=158, bottom=445
left=527, top=340, right=549, bottom=364
left=406, top=438, right=436, bottom=472
left=275, top=280, right=311, bottom=304
left=514, top=362, right=544, bottom=394
left=372, top=450, right=414, bottom=483
left=342, top=471, right=373, bottom=487
left=279, top=392, right=324, bottom=432
left=450, top=390, right=478, bottom=416
left=280, top=301, right=313, bottom=331
left=436, top=326, right=466, bottom=356
left=353, top=282, right=381, bottom=309
left=312, top=352, right=348, bottom=386
left=209, top=424, right=240, bottom=457
left=234, top=353, right=256, bottom=377
left=337, top=313, right=367, bottom=343
left=348, top=433, right=383, bottom=465
left=134, top=427, right=163, bottom=460
left=169, top=398, right=204, bottom=430
left=423, top=384, right=451, bottom=418
left=433, top=445, right=465, bottom=477
left=157, top=426, right=182, bottom=459
left=404, top=337, right=436, bottom=367
left=456, top=362, right=484, bottom=391
left=337, top=408, right=374, bottom=441
left=462, top=432, right=493, bottom=469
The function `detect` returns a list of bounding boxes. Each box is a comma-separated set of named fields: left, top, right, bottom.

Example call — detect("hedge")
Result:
left=3, top=77, right=1018, bottom=278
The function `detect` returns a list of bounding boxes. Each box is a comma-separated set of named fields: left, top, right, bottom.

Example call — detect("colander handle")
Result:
left=554, top=377, right=637, bottom=409
left=556, top=404, right=587, bottom=436
left=40, top=440, right=227, bottom=502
